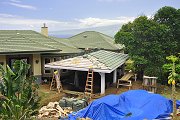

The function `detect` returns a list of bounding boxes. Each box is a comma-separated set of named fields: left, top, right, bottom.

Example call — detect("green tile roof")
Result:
left=0, top=30, right=123, bottom=55
left=46, top=50, right=128, bottom=73
left=49, top=36, right=82, bottom=53
left=0, top=30, right=60, bottom=54
left=69, top=31, right=124, bottom=50
left=89, top=50, right=128, bottom=70
left=0, top=30, right=81, bottom=55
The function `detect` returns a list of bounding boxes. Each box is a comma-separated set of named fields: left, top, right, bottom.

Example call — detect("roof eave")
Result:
left=0, top=50, right=61, bottom=55
left=45, top=64, right=112, bottom=73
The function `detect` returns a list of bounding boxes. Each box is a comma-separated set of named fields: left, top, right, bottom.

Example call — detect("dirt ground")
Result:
left=38, top=84, right=66, bottom=107
left=38, top=80, right=180, bottom=107
left=38, top=81, right=142, bottom=106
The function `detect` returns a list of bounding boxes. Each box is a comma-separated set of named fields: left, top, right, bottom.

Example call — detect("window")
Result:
left=45, top=58, right=50, bottom=64
left=44, top=58, right=51, bottom=74
left=66, top=56, right=70, bottom=59
left=63, top=56, right=69, bottom=60
left=54, top=57, right=61, bottom=62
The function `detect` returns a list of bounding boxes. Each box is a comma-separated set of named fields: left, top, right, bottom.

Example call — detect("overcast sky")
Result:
left=0, top=0, right=179, bottom=34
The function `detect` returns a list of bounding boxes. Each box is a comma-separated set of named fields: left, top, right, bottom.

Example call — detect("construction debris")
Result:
left=59, top=97, right=88, bottom=112
left=38, top=97, right=88, bottom=119
left=38, top=102, right=72, bottom=119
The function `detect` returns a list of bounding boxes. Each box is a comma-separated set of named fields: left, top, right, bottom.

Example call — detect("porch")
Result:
left=45, top=50, right=129, bottom=95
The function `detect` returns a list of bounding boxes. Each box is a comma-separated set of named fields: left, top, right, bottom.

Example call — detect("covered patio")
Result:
left=45, top=50, right=129, bottom=95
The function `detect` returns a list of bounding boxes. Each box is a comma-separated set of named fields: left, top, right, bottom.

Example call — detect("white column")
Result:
left=99, top=73, right=105, bottom=95
left=113, top=69, right=117, bottom=83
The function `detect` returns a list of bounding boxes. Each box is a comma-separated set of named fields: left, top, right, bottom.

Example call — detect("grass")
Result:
left=159, top=85, right=180, bottom=100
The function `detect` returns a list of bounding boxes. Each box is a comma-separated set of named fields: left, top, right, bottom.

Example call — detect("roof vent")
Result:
left=83, top=35, right=87, bottom=38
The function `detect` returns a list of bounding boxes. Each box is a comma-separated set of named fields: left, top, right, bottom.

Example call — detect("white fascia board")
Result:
left=45, top=64, right=111, bottom=73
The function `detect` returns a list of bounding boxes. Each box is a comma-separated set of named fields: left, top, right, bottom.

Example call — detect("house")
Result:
left=0, top=24, right=124, bottom=83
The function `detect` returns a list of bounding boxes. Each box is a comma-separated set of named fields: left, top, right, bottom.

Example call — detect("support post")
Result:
left=122, top=64, right=125, bottom=75
left=74, top=71, right=79, bottom=87
left=99, top=73, right=105, bottom=95
left=113, top=69, right=117, bottom=83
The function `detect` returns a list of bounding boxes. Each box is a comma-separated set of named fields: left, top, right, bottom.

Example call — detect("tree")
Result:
left=115, top=16, right=170, bottom=77
left=115, top=6, right=180, bottom=78
left=0, top=60, right=39, bottom=120
left=154, top=6, right=180, bottom=54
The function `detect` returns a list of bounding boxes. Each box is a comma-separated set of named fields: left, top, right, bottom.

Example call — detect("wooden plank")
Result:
left=119, top=72, right=134, bottom=81
left=117, top=72, right=134, bottom=89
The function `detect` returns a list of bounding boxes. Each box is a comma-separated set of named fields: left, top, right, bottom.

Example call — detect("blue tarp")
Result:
left=68, top=90, right=180, bottom=120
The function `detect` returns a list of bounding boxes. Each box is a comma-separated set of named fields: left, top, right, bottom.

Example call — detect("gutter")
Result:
left=0, top=49, right=61, bottom=55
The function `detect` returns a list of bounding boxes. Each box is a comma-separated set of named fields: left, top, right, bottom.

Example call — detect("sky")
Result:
left=0, top=0, right=179, bottom=36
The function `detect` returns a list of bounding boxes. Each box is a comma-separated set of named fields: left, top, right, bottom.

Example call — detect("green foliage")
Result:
left=154, top=6, right=180, bottom=53
left=115, top=16, right=166, bottom=76
left=164, top=55, right=180, bottom=119
left=115, top=6, right=180, bottom=78
left=125, top=60, right=135, bottom=72
left=0, top=60, right=39, bottom=120
left=163, top=55, right=180, bottom=82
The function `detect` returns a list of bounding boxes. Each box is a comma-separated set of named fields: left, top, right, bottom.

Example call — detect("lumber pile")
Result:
left=38, top=97, right=88, bottom=119
left=38, top=102, right=73, bottom=119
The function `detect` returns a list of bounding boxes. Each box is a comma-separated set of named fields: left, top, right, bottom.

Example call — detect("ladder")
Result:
left=84, top=69, right=94, bottom=100
left=50, top=71, right=63, bottom=93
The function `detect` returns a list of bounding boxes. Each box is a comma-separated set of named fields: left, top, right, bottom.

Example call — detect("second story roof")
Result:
left=69, top=31, right=124, bottom=50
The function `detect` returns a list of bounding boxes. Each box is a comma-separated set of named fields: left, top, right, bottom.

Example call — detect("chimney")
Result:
left=41, top=23, right=48, bottom=37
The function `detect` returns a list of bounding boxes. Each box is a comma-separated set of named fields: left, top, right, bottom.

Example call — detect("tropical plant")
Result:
left=163, top=55, right=180, bottom=83
left=164, top=55, right=180, bottom=120
left=0, top=60, right=39, bottom=120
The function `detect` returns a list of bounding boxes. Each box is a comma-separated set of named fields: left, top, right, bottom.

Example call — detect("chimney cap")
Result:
left=42, top=23, right=48, bottom=28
